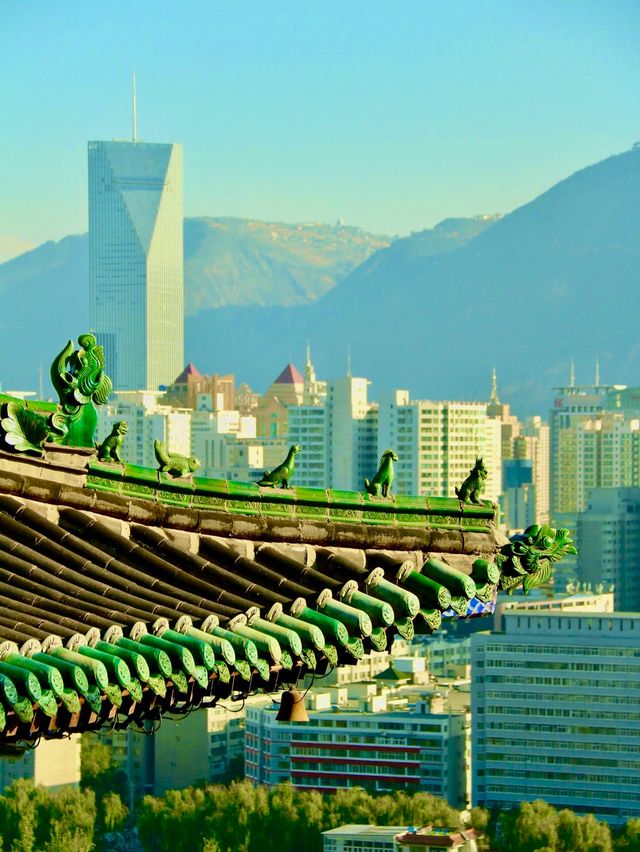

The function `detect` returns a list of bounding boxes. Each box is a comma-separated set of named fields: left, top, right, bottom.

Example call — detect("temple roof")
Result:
left=0, top=444, right=502, bottom=743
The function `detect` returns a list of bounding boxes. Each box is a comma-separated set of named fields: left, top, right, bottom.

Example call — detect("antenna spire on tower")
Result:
left=570, top=359, right=575, bottom=388
left=594, top=359, right=600, bottom=387
left=132, top=71, right=137, bottom=143
left=490, top=366, right=499, bottom=402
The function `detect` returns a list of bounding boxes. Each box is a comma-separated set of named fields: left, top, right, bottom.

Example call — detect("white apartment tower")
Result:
left=88, top=140, right=184, bottom=390
left=378, top=391, right=501, bottom=501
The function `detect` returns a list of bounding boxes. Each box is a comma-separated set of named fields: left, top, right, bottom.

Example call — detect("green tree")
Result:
left=0, top=780, right=96, bottom=852
left=36, top=786, right=96, bottom=852
left=616, top=818, right=640, bottom=851
left=556, top=809, right=612, bottom=852
left=0, top=778, right=40, bottom=852
left=102, top=792, right=128, bottom=833
left=498, top=800, right=559, bottom=852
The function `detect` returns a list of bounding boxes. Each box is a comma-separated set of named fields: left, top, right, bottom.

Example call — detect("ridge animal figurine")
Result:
left=455, top=457, right=487, bottom=504
left=154, top=439, right=200, bottom=478
left=97, top=420, right=128, bottom=463
left=364, top=449, right=398, bottom=497
left=257, top=444, right=300, bottom=488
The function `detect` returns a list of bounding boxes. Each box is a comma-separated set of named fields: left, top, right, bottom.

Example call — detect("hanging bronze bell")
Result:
left=276, top=687, right=310, bottom=723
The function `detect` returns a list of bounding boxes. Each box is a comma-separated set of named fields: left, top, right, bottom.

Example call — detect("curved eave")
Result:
left=0, top=447, right=501, bottom=743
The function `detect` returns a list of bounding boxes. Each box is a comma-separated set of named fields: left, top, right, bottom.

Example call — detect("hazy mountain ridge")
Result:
left=0, top=215, right=490, bottom=390
left=183, top=148, right=640, bottom=414
left=183, top=217, right=390, bottom=313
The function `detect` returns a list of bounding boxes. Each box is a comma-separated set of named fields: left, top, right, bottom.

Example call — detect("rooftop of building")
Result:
left=173, top=362, right=203, bottom=383
left=395, top=826, right=481, bottom=847
left=323, top=824, right=411, bottom=836
left=323, top=825, right=482, bottom=846
left=273, top=363, right=304, bottom=385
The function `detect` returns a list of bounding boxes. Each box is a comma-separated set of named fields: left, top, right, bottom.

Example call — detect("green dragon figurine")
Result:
left=364, top=449, right=398, bottom=497
left=154, top=439, right=201, bottom=478
left=257, top=444, right=300, bottom=488
left=498, top=524, right=577, bottom=595
left=455, top=458, right=488, bottom=504
left=0, top=333, right=112, bottom=455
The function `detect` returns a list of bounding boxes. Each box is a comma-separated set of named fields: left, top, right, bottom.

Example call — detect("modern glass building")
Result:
left=88, top=140, right=184, bottom=390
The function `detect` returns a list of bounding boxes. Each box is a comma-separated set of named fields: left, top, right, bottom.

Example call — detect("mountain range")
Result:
left=1, top=146, right=639, bottom=415
left=185, top=147, right=640, bottom=414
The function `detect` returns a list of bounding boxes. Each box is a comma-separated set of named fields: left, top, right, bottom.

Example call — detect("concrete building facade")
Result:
left=0, top=737, right=81, bottom=793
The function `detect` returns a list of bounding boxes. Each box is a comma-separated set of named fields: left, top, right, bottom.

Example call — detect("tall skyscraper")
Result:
left=88, top=140, right=184, bottom=390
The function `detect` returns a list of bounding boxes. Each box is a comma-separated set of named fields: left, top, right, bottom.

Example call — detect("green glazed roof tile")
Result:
left=38, top=689, right=58, bottom=718
left=170, top=671, right=189, bottom=694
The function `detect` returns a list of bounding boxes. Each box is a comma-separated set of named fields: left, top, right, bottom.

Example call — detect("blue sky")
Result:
left=1, top=0, right=639, bottom=256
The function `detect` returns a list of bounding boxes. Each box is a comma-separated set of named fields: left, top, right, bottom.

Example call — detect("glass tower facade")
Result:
left=88, top=141, right=184, bottom=390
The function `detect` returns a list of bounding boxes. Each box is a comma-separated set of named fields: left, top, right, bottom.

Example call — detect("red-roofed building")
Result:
left=164, top=364, right=235, bottom=411
left=273, top=363, right=304, bottom=387
left=395, top=826, right=481, bottom=851
left=257, top=363, right=304, bottom=436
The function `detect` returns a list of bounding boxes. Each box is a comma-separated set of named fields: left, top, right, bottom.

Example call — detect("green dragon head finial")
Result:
left=0, top=333, right=113, bottom=455
left=497, top=524, right=577, bottom=595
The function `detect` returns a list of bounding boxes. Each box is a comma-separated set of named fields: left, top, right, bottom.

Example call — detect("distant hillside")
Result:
left=0, top=216, right=491, bottom=390
left=183, top=147, right=640, bottom=415
left=183, top=218, right=389, bottom=312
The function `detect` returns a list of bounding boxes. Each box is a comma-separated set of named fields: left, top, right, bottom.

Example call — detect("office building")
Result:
left=577, top=487, right=640, bottom=611
left=256, top=364, right=304, bottom=437
left=472, top=610, right=640, bottom=825
left=164, top=363, right=235, bottom=412
left=518, top=417, right=550, bottom=525
left=246, top=692, right=467, bottom=806
left=549, top=378, right=615, bottom=524
left=88, top=140, right=184, bottom=390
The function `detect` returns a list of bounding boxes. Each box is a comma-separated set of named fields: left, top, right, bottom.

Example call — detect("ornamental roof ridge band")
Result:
left=0, top=435, right=576, bottom=744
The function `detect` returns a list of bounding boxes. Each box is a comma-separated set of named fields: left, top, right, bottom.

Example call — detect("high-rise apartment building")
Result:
left=378, top=391, right=501, bottom=501
left=472, top=610, right=640, bottom=826
left=577, top=487, right=640, bottom=611
left=518, top=416, right=550, bottom=524
left=288, top=374, right=378, bottom=490
left=88, top=140, right=184, bottom=390
left=549, top=380, right=614, bottom=523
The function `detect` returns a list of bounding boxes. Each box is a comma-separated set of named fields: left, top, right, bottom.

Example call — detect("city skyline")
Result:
left=2, top=1, right=640, bottom=253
